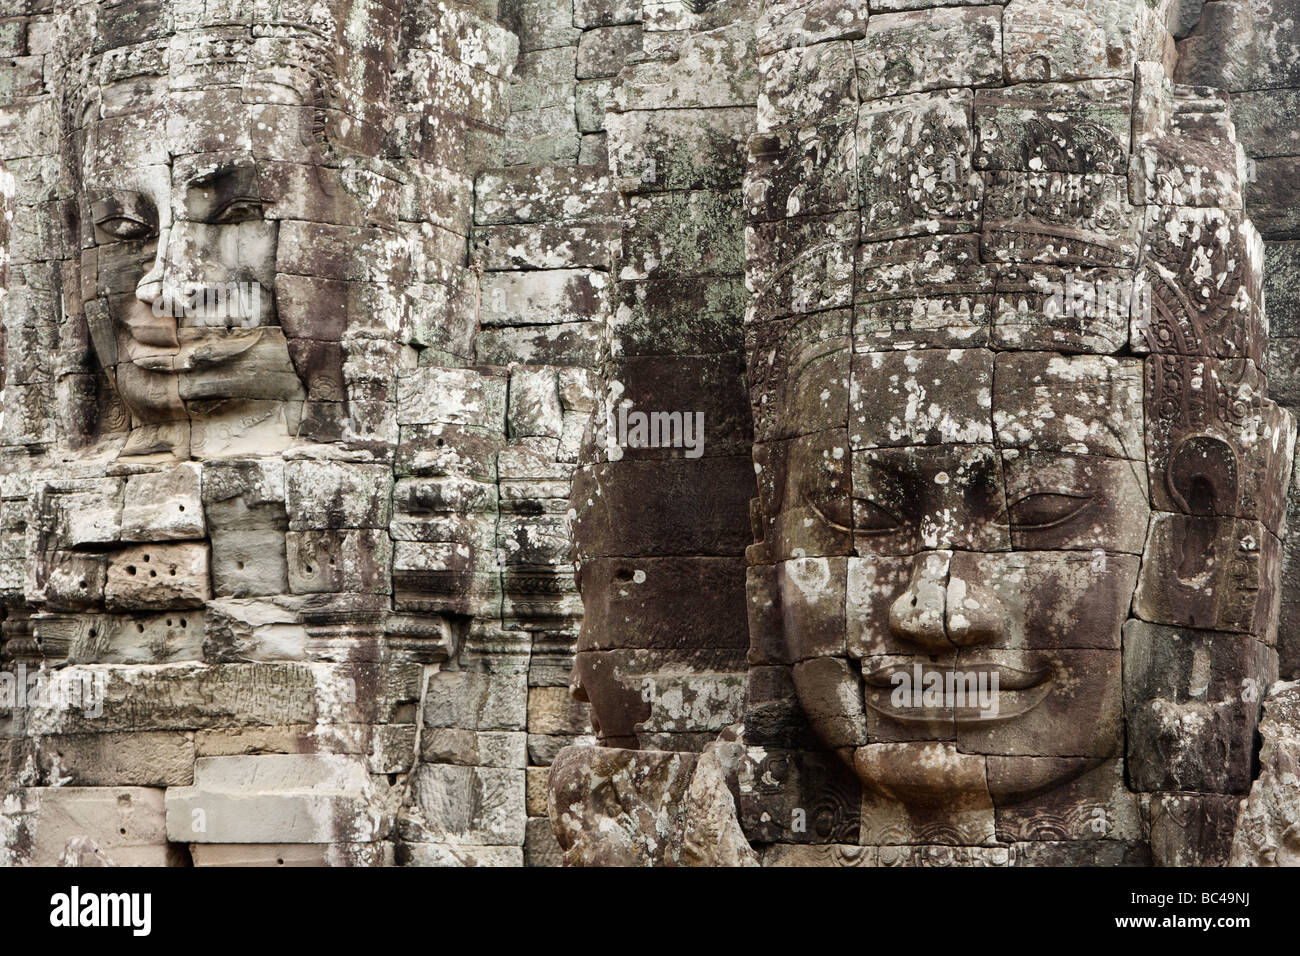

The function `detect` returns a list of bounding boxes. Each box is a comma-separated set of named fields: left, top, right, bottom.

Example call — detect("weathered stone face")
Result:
left=761, top=356, right=1141, bottom=805
left=0, top=0, right=600, bottom=869
left=82, top=117, right=298, bottom=457
left=76, top=38, right=350, bottom=458
left=739, top=0, right=1296, bottom=860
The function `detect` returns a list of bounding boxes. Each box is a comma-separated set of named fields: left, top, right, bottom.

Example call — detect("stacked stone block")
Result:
left=549, top=0, right=1300, bottom=868
left=565, top=0, right=757, bottom=757
left=4, top=0, right=1300, bottom=870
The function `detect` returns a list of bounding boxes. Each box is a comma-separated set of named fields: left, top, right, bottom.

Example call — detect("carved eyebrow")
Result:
left=786, top=345, right=848, bottom=388
left=183, top=164, right=263, bottom=216
left=189, top=162, right=258, bottom=190
left=89, top=191, right=156, bottom=225
left=850, top=453, right=913, bottom=500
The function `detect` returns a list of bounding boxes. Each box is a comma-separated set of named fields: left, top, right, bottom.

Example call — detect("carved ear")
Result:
left=1166, top=435, right=1237, bottom=517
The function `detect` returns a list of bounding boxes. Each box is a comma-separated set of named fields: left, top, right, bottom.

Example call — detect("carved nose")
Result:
left=887, top=551, right=1005, bottom=651
left=944, top=572, right=1004, bottom=648
left=569, top=675, right=589, bottom=704
left=135, top=224, right=170, bottom=309
left=888, top=550, right=953, bottom=653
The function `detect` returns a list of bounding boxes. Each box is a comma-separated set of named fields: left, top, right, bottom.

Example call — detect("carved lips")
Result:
left=861, top=658, right=1054, bottom=726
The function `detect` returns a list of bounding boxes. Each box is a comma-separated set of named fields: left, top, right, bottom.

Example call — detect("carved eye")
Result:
left=209, top=198, right=264, bottom=224
left=95, top=214, right=154, bottom=241
left=1008, top=492, right=1091, bottom=530
left=852, top=498, right=903, bottom=535
left=795, top=486, right=857, bottom=530
left=91, top=194, right=157, bottom=242
left=800, top=492, right=853, bottom=533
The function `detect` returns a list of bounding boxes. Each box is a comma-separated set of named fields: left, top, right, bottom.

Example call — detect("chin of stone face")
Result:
left=1, top=0, right=1298, bottom=876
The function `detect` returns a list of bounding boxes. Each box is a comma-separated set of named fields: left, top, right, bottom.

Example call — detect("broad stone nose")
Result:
left=888, top=550, right=953, bottom=653
left=569, top=673, right=590, bottom=704
left=134, top=223, right=170, bottom=309
left=159, top=218, right=211, bottom=304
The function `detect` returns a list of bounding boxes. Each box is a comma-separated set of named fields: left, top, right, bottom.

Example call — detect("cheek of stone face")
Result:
left=778, top=557, right=848, bottom=663
left=571, top=650, right=649, bottom=747
left=776, top=557, right=869, bottom=751
left=845, top=556, right=916, bottom=660
left=171, top=221, right=278, bottom=328
left=106, top=293, right=180, bottom=355
left=955, top=647, right=1123, bottom=759
left=90, top=241, right=156, bottom=299
left=946, top=550, right=1139, bottom=653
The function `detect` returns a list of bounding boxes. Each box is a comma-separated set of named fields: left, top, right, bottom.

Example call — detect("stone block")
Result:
left=407, top=763, right=525, bottom=845
left=165, top=754, right=389, bottom=843
left=121, top=463, right=205, bottom=540
left=1, top=786, right=175, bottom=867
left=105, top=542, right=211, bottom=610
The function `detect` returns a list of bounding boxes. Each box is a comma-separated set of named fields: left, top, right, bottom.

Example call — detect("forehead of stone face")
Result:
left=848, top=348, right=994, bottom=450
left=992, top=351, right=1144, bottom=460
left=76, top=26, right=350, bottom=178
left=82, top=80, right=319, bottom=181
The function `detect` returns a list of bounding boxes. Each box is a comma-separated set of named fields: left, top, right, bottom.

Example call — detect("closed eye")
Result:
left=95, top=214, right=154, bottom=241
left=801, top=492, right=854, bottom=534
left=208, top=198, right=265, bottom=224
left=1008, top=492, right=1091, bottom=530
left=91, top=193, right=157, bottom=242
left=851, top=498, right=903, bottom=535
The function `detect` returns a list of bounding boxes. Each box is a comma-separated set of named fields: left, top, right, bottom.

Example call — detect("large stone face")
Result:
left=2, top=0, right=1300, bottom=871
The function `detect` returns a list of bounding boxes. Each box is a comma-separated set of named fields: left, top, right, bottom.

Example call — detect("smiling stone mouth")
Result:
left=861, top=661, right=1054, bottom=725
left=129, top=327, right=270, bottom=371
left=175, top=314, right=267, bottom=329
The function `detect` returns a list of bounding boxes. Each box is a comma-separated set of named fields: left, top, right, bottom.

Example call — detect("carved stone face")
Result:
left=754, top=266, right=1292, bottom=842
left=732, top=4, right=1298, bottom=851
left=78, top=70, right=311, bottom=458
left=764, top=344, right=1148, bottom=809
